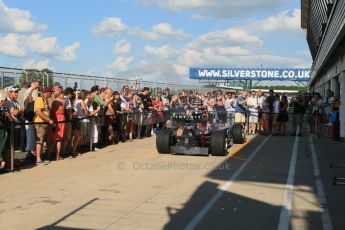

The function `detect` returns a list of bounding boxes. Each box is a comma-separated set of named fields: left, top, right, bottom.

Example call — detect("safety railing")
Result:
left=0, top=107, right=340, bottom=172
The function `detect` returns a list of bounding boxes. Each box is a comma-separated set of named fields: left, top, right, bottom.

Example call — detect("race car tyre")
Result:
left=156, top=129, right=171, bottom=154
left=210, top=131, right=227, bottom=156
left=232, top=123, right=245, bottom=144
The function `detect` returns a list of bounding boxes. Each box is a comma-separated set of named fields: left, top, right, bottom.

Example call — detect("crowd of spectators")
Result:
left=0, top=79, right=341, bottom=170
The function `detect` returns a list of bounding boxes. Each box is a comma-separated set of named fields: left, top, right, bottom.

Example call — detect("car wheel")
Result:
left=232, top=123, right=245, bottom=144
left=210, top=130, right=227, bottom=156
left=156, top=129, right=171, bottom=154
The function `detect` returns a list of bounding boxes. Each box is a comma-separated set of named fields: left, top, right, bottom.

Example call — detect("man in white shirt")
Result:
left=257, top=90, right=266, bottom=134
left=247, top=91, right=259, bottom=134
left=272, top=94, right=281, bottom=135
left=3, top=86, right=23, bottom=167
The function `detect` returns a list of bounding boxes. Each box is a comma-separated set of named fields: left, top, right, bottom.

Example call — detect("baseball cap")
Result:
left=42, top=86, right=52, bottom=93
left=269, top=89, right=274, bottom=93
left=31, top=78, right=41, bottom=83
left=8, top=86, right=20, bottom=92
left=53, top=82, right=63, bottom=88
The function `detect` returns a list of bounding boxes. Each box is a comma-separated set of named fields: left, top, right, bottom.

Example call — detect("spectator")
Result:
left=34, top=86, right=54, bottom=165
left=125, top=91, right=134, bottom=140
left=179, top=91, right=189, bottom=110
left=312, top=93, right=323, bottom=138
left=266, top=89, right=275, bottom=134
left=137, top=87, right=153, bottom=137
left=91, top=85, right=105, bottom=108
left=291, top=94, right=306, bottom=136
left=49, top=90, right=66, bottom=160
left=104, top=89, right=115, bottom=144
left=190, top=93, right=203, bottom=110
left=48, top=82, right=63, bottom=105
left=247, top=91, right=259, bottom=135
left=152, top=94, right=164, bottom=135
left=214, top=90, right=226, bottom=124
left=257, top=90, right=266, bottom=134
left=0, top=89, right=9, bottom=168
left=61, top=87, right=74, bottom=156
left=277, top=95, right=288, bottom=136
left=204, top=92, right=215, bottom=117
left=86, top=93, right=101, bottom=150
left=330, top=98, right=341, bottom=140
left=17, top=82, right=28, bottom=110
left=261, top=103, right=270, bottom=136
left=73, top=90, right=89, bottom=155
left=272, top=94, right=280, bottom=136
left=234, top=91, right=249, bottom=124
left=327, top=92, right=335, bottom=138
left=112, top=91, right=124, bottom=142
left=23, top=78, right=40, bottom=157
left=2, top=86, right=23, bottom=168
left=224, top=92, right=232, bottom=127
left=119, top=90, right=129, bottom=141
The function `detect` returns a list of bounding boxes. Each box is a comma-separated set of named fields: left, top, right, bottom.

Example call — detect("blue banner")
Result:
left=190, top=68, right=310, bottom=81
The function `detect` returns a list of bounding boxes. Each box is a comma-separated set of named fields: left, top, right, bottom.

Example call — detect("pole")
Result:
left=89, top=117, right=94, bottom=152
left=35, top=71, right=42, bottom=87
left=10, top=121, right=15, bottom=172
left=0, top=70, right=4, bottom=89
left=23, top=70, right=28, bottom=84
left=43, top=72, right=49, bottom=86
left=64, top=74, right=68, bottom=88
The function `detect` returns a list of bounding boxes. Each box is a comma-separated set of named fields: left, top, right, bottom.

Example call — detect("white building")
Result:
left=301, top=0, right=345, bottom=137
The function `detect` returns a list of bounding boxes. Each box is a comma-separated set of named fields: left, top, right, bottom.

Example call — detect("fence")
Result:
left=3, top=106, right=338, bottom=172
left=0, top=67, right=208, bottom=94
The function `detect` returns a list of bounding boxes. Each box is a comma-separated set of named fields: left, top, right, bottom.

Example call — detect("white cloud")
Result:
left=124, top=62, right=189, bottom=83
left=189, top=28, right=263, bottom=49
left=113, top=39, right=131, bottom=55
left=23, top=59, right=54, bottom=70
left=142, top=23, right=310, bottom=78
left=293, top=63, right=312, bottom=69
left=57, top=42, right=80, bottom=62
left=0, top=33, right=26, bottom=56
left=0, top=0, right=47, bottom=33
left=144, top=45, right=178, bottom=58
left=0, top=1, right=80, bottom=63
left=26, top=34, right=58, bottom=54
left=106, top=56, right=134, bottom=71
left=92, top=17, right=128, bottom=36
left=0, top=33, right=80, bottom=61
left=93, top=17, right=189, bottom=40
left=250, top=9, right=302, bottom=35
left=144, top=27, right=261, bottom=66
left=138, top=0, right=293, bottom=18
left=215, top=46, right=252, bottom=56
left=146, top=23, right=189, bottom=40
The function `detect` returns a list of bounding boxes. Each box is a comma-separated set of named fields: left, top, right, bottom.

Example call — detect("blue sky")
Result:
left=0, top=0, right=311, bottom=83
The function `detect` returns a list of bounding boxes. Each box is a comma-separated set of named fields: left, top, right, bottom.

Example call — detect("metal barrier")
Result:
left=0, top=67, right=204, bottom=94
left=0, top=107, right=330, bottom=172
left=1, top=109, right=175, bottom=171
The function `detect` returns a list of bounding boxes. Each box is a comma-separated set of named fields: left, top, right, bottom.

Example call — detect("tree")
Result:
left=19, top=68, right=54, bottom=86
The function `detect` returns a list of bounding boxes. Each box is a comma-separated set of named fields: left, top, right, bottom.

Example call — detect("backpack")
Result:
left=24, top=100, right=35, bottom=122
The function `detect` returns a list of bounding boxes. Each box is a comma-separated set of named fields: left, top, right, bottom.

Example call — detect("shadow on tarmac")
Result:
left=163, top=127, right=325, bottom=230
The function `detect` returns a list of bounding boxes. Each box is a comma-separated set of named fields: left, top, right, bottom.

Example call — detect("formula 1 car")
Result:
left=156, top=109, right=245, bottom=156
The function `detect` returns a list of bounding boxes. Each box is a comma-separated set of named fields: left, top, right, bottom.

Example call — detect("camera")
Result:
left=0, top=106, right=9, bottom=120
left=50, top=124, right=57, bottom=132
left=0, top=107, right=9, bottom=128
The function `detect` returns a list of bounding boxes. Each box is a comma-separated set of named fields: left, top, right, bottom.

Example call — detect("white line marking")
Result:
left=309, top=134, right=333, bottom=230
left=184, top=136, right=270, bottom=230
left=277, top=135, right=299, bottom=230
